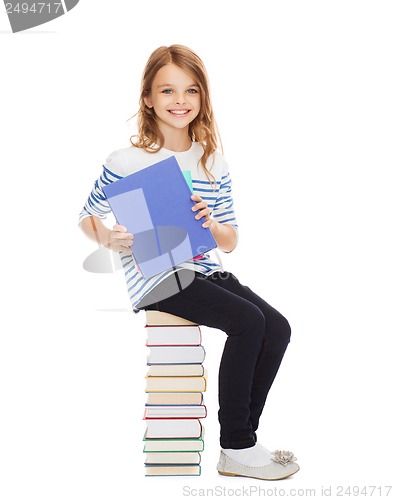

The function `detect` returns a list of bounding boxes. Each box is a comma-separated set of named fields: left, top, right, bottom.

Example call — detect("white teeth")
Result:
left=170, top=110, right=189, bottom=115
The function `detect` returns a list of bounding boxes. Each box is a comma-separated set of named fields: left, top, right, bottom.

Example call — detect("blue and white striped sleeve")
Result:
left=211, top=160, right=238, bottom=229
left=78, top=152, right=123, bottom=224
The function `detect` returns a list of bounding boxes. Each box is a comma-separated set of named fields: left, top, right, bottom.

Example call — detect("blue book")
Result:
left=102, top=156, right=217, bottom=279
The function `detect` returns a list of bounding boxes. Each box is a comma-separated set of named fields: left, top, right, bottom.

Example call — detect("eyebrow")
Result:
left=157, top=83, right=199, bottom=88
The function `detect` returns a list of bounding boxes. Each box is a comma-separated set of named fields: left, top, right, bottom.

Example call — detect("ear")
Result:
left=144, top=96, right=153, bottom=109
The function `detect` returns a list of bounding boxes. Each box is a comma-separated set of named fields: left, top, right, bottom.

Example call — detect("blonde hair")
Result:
left=130, top=44, right=221, bottom=187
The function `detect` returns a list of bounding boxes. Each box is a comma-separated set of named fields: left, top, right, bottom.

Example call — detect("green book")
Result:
left=182, top=170, right=193, bottom=192
left=143, top=427, right=205, bottom=452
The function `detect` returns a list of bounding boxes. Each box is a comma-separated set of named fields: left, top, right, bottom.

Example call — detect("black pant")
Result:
left=141, top=270, right=291, bottom=449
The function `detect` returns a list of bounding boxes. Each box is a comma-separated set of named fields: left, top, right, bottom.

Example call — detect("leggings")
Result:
left=140, top=270, right=291, bottom=449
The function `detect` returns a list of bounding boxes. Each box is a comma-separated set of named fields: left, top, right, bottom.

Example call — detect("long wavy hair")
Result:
left=130, top=45, right=221, bottom=187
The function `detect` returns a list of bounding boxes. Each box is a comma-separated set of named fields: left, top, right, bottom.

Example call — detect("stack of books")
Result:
left=143, top=310, right=207, bottom=476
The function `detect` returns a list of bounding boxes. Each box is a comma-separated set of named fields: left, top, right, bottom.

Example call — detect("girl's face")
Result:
left=144, top=64, right=201, bottom=137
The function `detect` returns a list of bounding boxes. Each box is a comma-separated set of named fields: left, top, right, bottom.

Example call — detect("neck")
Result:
left=160, top=127, right=192, bottom=152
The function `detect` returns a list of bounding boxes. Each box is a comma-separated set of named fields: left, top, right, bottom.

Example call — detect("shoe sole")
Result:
left=218, top=466, right=300, bottom=481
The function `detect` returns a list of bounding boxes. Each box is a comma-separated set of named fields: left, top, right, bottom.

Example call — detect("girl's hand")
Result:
left=105, top=224, right=134, bottom=255
left=191, top=194, right=217, bottom=230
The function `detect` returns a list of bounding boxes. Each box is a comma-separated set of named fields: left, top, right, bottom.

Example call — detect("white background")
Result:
left=1, top=1, right=393, bottom=498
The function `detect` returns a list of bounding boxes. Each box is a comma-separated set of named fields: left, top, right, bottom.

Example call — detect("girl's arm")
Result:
left=191, top=194, right=238, bottom=253
left=79, top=216, right=133, bottom=255
left=210, top=221, right=238, bottom=253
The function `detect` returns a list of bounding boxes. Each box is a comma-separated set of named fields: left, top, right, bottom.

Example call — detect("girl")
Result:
left=79, top=45, right=299, bottom=481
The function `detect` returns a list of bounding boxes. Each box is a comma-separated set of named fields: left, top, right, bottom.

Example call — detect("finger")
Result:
left=108, top=238, right=133, bottom=253
left=110, top=242, right=133, bottom=254
left=194, top=208, right=210, bottom=220
left=190, top=194, right=202, bottom=202
left=114, top=232, right=134, bottom=241
left=120, top=239, right=134, bottom=252
left=191, top=201, right=208, bottom=212
left=113, top=224, right=128, bottom=232
left=202, top=219, right=213, bottom=228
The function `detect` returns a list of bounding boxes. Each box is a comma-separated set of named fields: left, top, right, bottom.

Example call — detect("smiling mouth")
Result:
left=168, top=109, right=191, bottom=116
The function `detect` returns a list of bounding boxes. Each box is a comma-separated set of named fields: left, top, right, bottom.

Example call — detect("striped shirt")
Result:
left=79, top=142, right=238, bottom=312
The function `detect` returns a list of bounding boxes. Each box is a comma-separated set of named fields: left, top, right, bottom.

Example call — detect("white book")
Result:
left=144, top=452, right=201, bottom=465
left=145, top=419, right=202, bottom=439
left=146, top=325, right=201, bottom=346
left=144, top=405, right=207, bottom=419
left=143, top=427, right=205, bottom=452
left=147, top=345, right=205, bottom=365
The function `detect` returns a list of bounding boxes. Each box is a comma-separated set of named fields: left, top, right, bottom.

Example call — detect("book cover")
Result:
left=145, top=375, right=207, bottom=393
left=145, top=418, right=202, bottom=439
left=145, top=325, right=202, bottom=346
left=145, top=392, right=204, bottom=406
left=147, top=345, right=206, bottom=365
left=143, top=428, right=205, bottom=452
left=145, top=310, right=197, bottom=326
left=144, top=451, right=201, bottom=465
left=145, top=464, right=201, bottom=476
left=102, top=156, right=217, bottom=279
left=144, top=405, right=207, bottom=419
left=146, top=364, right=204, bottom=377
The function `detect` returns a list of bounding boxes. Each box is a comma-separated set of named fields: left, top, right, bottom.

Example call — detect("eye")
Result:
left=188, top=88, right=198, bottom=94
left=162, top=89, right=173, bottom=94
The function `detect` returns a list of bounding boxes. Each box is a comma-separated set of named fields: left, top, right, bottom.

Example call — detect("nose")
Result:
left=175, top=93, right=186, bottom=105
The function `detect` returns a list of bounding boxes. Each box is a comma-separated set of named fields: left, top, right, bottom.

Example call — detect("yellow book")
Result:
left=145, top=373, right=207, bottom=393
left=145, top=465, right=201, bottom=476
left=145, top=310, right=197, bottom=326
